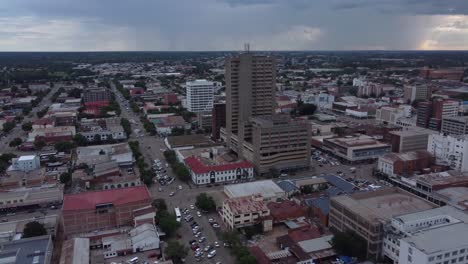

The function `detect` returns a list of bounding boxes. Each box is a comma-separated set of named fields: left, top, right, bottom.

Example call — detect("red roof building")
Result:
left=62, top=186, right=152, bottom=237
left=184, top=156, right=253, bottom=174
left=184, top=156, right=254, bottom=185
left=267, top=201, right=306, bottom=223
left=288, top=225, right=322, bottom=243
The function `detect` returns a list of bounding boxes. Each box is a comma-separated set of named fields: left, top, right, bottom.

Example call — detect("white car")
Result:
left=190, top=205, right=195, bottom=210
left=214, top=241, right=220, bottom=248
left=178, top=185, right=183, bottom=190
left=197, top=211, right=201, bottom=217
left=207, top=250, right=217, bottom=258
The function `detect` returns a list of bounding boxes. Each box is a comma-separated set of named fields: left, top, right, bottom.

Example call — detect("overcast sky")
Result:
left=1, top=0, right=468, bottom=51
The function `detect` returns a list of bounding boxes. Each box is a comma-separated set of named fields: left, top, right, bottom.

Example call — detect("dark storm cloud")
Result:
left=0, top=0, right=467, bottom=51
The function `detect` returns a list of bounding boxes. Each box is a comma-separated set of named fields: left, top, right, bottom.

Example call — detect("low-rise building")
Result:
left=150, top=115, right=190, bottom=136
left=322, top=134, right=391, bottom=162
left=76, top=143, right=134, bottom=167
left=329, top=187, right=436, bottom=259
left=59, top=238, right=90, bottom=264
left=102, top=223, right=160, bottom=259
left=0, top=187, right=63, bottom=210
left=29, top=126, right=76, bottom=144
left=0, top=235, right=53, bottom=264
left=179, top=146, right=254, bottom=185
left=184, top=156, right=253, bottom=185
left=378, top=150, right=434, bottom=177
left=224, top=180, right=286, bottom=201
left=9, top=155, right=40, bottom=172
left=62, top=186, right=152, bottom=237
left=78, top=117, right=127, bottom=141
left=222, top=194, right=272, bottom=231
left=383, top=206, right=468, bottom=264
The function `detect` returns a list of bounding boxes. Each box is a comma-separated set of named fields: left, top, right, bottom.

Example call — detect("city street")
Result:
left=113, top=83, right=235, bottom=264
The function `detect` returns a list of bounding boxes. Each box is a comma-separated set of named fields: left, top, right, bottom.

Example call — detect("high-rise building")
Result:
left=416, top=101, right=432, bottom=128
left=186, top=79, right=215, bottom=113
left=225, top=53, right=276, bottom=153
left=442, top=116, right=468, bottom=135
left=417, top=99, right=459, bottom=130
left=83, top=88, right=112, bottom=104
left=223, top=53, right=310, bottom=174
left=404, top=84, right=432, bottom=103
left=429, top=98, right=459, bottom=130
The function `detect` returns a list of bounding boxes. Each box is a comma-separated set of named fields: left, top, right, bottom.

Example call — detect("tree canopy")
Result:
left=157, top=211, right=180, bottom=237
left=2, top=121, right=15, bottom=133
left=54, top=141, right=75, bottom=153
left=21, top=121, right=33, bottom=131
left=9, top=137, right=23, bottom=147
left=23, top=221, right=47, bottom=238
left=195, top=193, right=217, bottom=212
left=165, top=240, right=188, bottom=264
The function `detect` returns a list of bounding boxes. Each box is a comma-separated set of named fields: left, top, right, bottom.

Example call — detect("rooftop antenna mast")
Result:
left=244, top=43, right=250, bottom=53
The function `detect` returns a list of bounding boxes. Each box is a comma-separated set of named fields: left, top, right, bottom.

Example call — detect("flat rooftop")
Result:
left=332, top=187, right=436, bottom=222
left=389, top=128, right=436, bottom=137
left=414, top=170, right=468, bottom=187
left=402, top=223, right=468, bottom=254
left=325, top=134, right=389, bottom=148
left=224, top=195, right=268, bottom=215
left=224, top=180, right=285, bottom=199
left=394, top=205, right=468, bottom=224
left=166, top=134, right=215, bottom=149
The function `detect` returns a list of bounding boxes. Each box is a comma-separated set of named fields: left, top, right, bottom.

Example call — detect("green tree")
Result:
left=158, top=212, right=180, bottom=237
left=73, top=134, right=88, bottom=146
left=174, top=163, right=191, bottom=182
left=165, top=240, right=188, bottom=264
left=22, top=221, right=47, bottom=238
left=54, top=141, right=75, bottom=153
left=59, top=172, right=72, bottom=186
left=238, top=254, right=257, bottom=264
left=296, top=103, right=317, bottom=116
left=331, top=230, right=367, bottom=260
left=195, top=193, right=217, bottom=212
left=22, top=106, right=32, bottom=115
left=9, top=137, right=23, bottom=147
left=36, top=108, right=48, bottom=118
left=152, top=198, right=167, bottom=212
left=120, top=118, right=132, bottom=138
left=0, top=153, right=16, bottom=173
left=34, top=139, right=46, bottom=150
left=21, top=121, right=33, bottom=131
left=2, top=121, right=15, bottom=133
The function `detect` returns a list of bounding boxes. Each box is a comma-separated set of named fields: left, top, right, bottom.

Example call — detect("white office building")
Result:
left=427, top=134, right=468, bottom=172
left=10, top=155, right=41, bottom=172
left=303, top=93, right=335, bottom=109
left=383, top=206, right=468, bottom=264
left=186, top=79, right=215, bottom=113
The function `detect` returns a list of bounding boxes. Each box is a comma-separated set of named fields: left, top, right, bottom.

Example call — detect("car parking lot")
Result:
left=175, top=205, right=230, bottom=264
